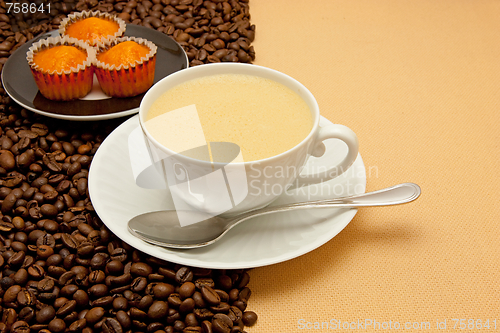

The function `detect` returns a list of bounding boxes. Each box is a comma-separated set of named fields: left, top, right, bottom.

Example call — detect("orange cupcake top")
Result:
left=65, top=17, right=120, bottom=44
left=97, top=41, right=151, bottom=67
left=33, top=45, right=88, bottom=72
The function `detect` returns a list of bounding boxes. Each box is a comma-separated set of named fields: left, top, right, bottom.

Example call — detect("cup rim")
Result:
left=139, top=62, right=320, bottom=165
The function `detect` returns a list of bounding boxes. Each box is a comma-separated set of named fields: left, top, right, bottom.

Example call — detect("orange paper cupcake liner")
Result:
left=26, top=36, right=96, bottom=101
left=94, top=36, right=157, bottom=98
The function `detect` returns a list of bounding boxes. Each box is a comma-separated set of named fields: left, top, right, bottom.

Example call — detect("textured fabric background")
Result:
left=247, top=0, right=500, bottom=331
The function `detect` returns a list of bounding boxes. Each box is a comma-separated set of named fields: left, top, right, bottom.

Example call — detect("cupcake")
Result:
left=94, top=36, right=157, bottom=98
left=26, top=36, right=95, bottom=101
left=59, top=11, right=126, bottom=46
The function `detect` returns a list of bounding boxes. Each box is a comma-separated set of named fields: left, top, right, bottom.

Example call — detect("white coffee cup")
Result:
left=138, top=63, right=358, bottom=225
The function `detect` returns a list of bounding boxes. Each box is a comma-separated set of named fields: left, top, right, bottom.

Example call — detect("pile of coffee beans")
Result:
left=0, top=0, right=258, bottom=332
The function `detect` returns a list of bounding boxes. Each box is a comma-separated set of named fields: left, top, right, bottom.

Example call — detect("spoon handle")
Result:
left=299, top=182, right=421, bottom=207
left=229, top=183, right=421, bottom=224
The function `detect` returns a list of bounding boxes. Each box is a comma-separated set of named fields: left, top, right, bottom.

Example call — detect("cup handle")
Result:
left=294, top=124, right=359, bottom=188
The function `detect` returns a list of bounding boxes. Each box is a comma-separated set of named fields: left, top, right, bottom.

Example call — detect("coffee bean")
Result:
left=131, top=276, right=148, bottom=292
left=211, top=301, right=230, bottom=314
left=106, top=260, right=123, bottom=275
left=212, top=39, right=225, bottom=49
left=201, top=286, right=221, bottom=305
left=89, top=270, right=106, bottom=284
left=37, top=244, right=54, bottom=259
left=42, top=153, right=62, bottom=172
left=148, top=273, right=165, bottom=281
left=176, top=267, right=194, bottom=283
left=62, top=311, right=79, bottom=325
left=215, top=289, right=229, bottom=303
left=91, top=295, right=114, bottom=307
left=56, top=299, right=77, bottom=317
left=152, top=282, right=175, bottom=299
left=18, top=307, right=35, bottom=323
left=207, top=55, right=221, bottom=63
left=195, top=277, right=215, bottom=289
left=212, top=49, right=228, bottom=59
left=102, top=317, right=123, bottom=333
left=185, top=312, right=199, bottom=327
left=11, top=321, right=30, bottom=333
left=228, top=306, right=242, bottom=323
left=230, top=325, right=244, bottom=333
left=88, top=283, right=108, bottom=298
left=241, top=311, right=258, bottom=327
left=27, top=264, right=45, bottom=278
left=148, top=300, right=169, bottom=319
left=58, top=271, right=75, bottom=285
left=36, top=232, right=55, bottom=248
left=74, top=272, right=89, bottom=287
left=36, top=305, right=55, bottom=323
left=130, top=262, right=153, bottom=276
left=73, top=289, right=90, bottom=307
left=8, top=251, right=26, bottom=266
left=85, top=306, right=105, bottom=325
left=38, top=292, right=57, bottom=303
left=166, top=308, right=180, bottom=325
left=77, top=222, right=93, bottom=236
left=60, top=284, right=78, bottom=298
left=116, top=310, right=131, bottom=330
left=111, top=272, right=132, bottom=286
left=179, top=297, right=195, bottom=313
left=48, top=318, right=66, bottom=333
left=158, top=267, right=176, bottom=280
left=61, top=233, right=77, bottom=249
left=168, top=293, right=182, bottom=308
left=4, top=284, right=22, bottom=303
left=212, top=313, right=233, bottom=333
left=202, top=320, right=213, bottom=333
left=31, top=124, right=49, bottom=136
left=179, top=281, right=196, bottom=298
left=68, top=318, right=86, bottom=332
left=130, top=307, right=148, bottom=320
left=2, top=308, right=17, bottom=329
left=193, top=291, right=207, bottom=308
left=238, top=287, right=251, bottom=302
left=113, top=296, right=128, bottom=310
left=110, top=248, right=127, bottom=262
left=46, top=254, right=62, bottom=266
left=17, top=288, right=36, bottom=306
left=0, top=150, right=15, bottom=170
left=2, top=194, right=18, bottom=214
left=77, top=241, right=94, bottom=256
left=173, top=320, right=186, bottom=331
left=40, top=203, right=58, bottom=216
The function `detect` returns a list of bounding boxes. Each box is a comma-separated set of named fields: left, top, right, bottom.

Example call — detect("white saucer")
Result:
left=88, top=115, right=366, bottom=269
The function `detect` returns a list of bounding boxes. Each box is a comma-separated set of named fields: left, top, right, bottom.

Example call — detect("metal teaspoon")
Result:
left=128, top=182, right=421, bottom=249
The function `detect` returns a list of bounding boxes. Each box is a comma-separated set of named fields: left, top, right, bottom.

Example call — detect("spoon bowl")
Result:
left=128, top=182, right=421, bottom=249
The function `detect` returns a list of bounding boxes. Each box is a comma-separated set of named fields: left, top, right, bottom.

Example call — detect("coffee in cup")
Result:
left=145, top=73, right=313, bottom=162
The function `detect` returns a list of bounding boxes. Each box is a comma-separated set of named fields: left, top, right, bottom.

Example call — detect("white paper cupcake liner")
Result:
left=26, top=35, right=95, bottom=76
left=59, top=10, right=126, bottom=46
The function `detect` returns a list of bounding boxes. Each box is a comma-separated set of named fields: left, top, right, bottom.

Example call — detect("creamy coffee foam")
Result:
left=146, top=73, right=313, bottom=162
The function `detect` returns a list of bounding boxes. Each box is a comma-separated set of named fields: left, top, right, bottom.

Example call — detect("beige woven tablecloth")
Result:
left=247, top=0, right=500, bottom=331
